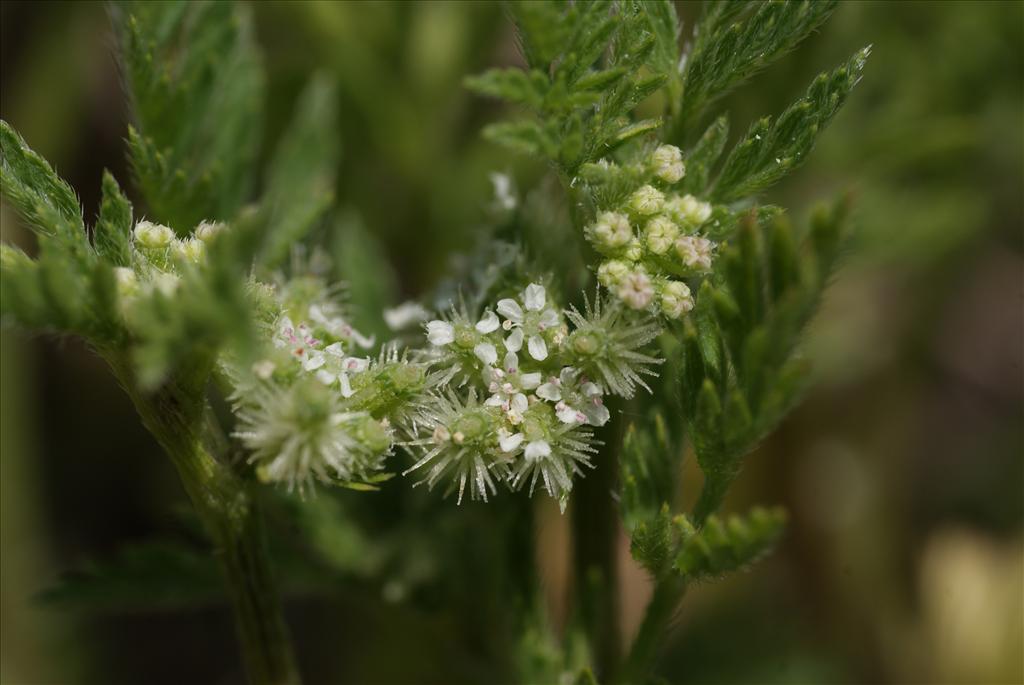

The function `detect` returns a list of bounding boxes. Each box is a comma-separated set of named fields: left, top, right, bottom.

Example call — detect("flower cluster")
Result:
left=411, top=283, right=660, bottom=510
left=583, top=146, right=719, bottom=319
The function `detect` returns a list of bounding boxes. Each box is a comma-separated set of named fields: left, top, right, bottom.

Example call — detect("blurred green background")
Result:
left=1, top=1, right=1021, bottom=684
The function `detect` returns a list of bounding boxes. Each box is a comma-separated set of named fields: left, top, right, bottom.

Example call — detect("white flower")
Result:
left=274, top=316, right=322, bottom=366
left=498, top=429, right=524, bottom=453
left=133, top=220, right=174, bottom=250
left=195, top=220, right=226, bottom=242
left=659, top=280, right=694, bottom=319
left=536, top=367, right=610, bottom=426
left=629, top=185, right=665, bottom=216
left=496, top=283, right=561, bottom=361
left=674, top=235, right=714, bottom=271
left=651, top=145, right=685, bottom=184
left=524, top=440, right=551, bottom=461
left=587, top=211, right=633, bottom=251
left=643, top=216, right=679, bottom=255
left=665, top=194, right=712, bottom=227
left=426, top=320, right=455, bottom=346
left=617, top=269, right=655, bottom=310
left=384, top=301, right=430, bottom=330
left=310, top=343, right=369, bottom=397
left=484, top=351, right=541, bottom=423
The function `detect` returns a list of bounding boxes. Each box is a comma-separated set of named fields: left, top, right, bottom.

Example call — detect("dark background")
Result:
left=1, top=2, right=1021, bottom=684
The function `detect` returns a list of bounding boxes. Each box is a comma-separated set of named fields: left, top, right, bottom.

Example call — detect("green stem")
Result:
left=111, top=358, right=300, bottom=685
left=617, top=576, right=687, bottom=684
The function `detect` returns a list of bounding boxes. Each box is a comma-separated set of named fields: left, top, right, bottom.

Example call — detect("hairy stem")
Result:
left=110, top=357, right=300, bottom=685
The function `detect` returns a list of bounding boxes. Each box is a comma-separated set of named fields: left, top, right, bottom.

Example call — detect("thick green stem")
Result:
left=111, top=358, right=300, bottom=685
left=617, top=576, right=686, bottom=685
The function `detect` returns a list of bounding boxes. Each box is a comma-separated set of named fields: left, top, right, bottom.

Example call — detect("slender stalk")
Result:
left=110, top=357, right=300, bottom=685
left=616, top=576, right=686, bottom=685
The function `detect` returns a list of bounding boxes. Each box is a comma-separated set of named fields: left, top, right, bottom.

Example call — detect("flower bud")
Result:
left=651, top=145, right=685, bottom=184
left=623, top=238, right=644, bottom=262
left=172, top=237, right=206, bottom=263
left=616, top=269, right=654, bottom=310
left=133, top=220, right=174, bottom=250
left=587, top=211, right=633, bottom=250
left=643, top=216, right=679, bottom=255
left=597, top=259, right=631, bottom=287
left=659, top=280, right=694, bottom=319
left=113, top=267, right=138, bottom=299
left=674, top=235, right=714, bottom=271
left=629, top=185, right=665, bottom=216
left=665, top=194, right=712, bottom=227
left=195, top=220, right=226, bottom=242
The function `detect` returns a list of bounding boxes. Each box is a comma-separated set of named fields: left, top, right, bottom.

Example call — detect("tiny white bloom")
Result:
left=474, top=342, right=498, bottom=365
left=651, top=145, right=685, bottom=184
left=588, top=211, right=633, bottom=250
left=499, top=430, right=524, bottom=452
left=384, top=301, right=430, bottom=330
left=536, top=378, right=561, bottom=402
left=133, top=220, right=174, bottom=250
left=426, top=320, right=455, bottom=346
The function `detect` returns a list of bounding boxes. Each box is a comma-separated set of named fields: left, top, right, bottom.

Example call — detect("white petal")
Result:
left=520, top=372, right=542, bottom=390
left=500, top=432, right=525, bottom=452
left=350, top=329, right=376, bottom=349
left=323, top=342, right=345, bottom=357
left=586, top=403, right=611, bottom=426
left=581, top=381, right=602, bottom=397
left=383, top=301, right=429, bottom=330
left=528, top=335, right=548, bottom=361
left=538, top=308, right=560, bottom=329
left=474, top=342, right=498, bottom=365
left=560, top=367, right=578, bottom=384
left=475, top=310, right=500, bottom=333
left=524, top=284, right=546, bottom=311
left=557, top=405, right=584, bottom=424
left=503, top=351, right=519, bottom=373
left=505, top=328, right=523, bottom=352
left=339, top=373, right=355, bottom=398
left=426, top=320, right=455, bottom=346
left=485, top=394, right=505, bottom=407
left=510, top=393, right=529, bottom=414
left=303, top=352, right=326, bottom=371
left=524, top=440, right=551, bottom=461
left=343, top=357, right=370, bottom=372
left=315, top=369, right=336, bottom=385
left=536, top=382, right=561, bottom=401
left=496, top=298, right=523, bottom=322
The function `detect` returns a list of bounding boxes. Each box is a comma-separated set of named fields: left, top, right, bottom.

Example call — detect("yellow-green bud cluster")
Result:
left=582, top=146, right=716, bottom=319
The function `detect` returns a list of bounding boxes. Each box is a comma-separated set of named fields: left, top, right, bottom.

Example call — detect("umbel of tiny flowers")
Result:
left=403, top=389, right=512, bottom=504
left=424, top=305, right=506, bottom=385
left=233, top=374, right=393, bottom=494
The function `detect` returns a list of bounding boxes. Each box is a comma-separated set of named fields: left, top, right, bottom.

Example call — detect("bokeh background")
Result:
left=1, top=1, right=1021, bottom=684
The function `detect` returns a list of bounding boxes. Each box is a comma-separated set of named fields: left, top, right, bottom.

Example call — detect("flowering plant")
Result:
left=0, top=1, right=867, bottom=683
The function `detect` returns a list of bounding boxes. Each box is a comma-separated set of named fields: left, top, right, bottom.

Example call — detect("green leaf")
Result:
left=677, top=0, right=839, bottom=132
left=114, top=0, right=265, bottom=229
left=673, top=507, right=786, bottom=580
left=713, top=46, right=871, bottom=201
left=260, top=73, right=340, bottom=270
left=681, top=115, right=729, bottom=194
left=95, top=171, right=134, bottom=267
left=0, top=120, right=87, bottom=254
